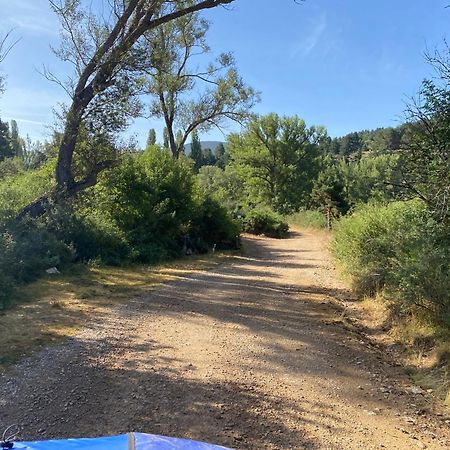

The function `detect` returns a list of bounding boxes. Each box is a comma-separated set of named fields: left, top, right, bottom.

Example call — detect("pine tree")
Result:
left=0, top=118, right=13, bottom=161
left=190, top=129, right=202, bottom=172
left=10, top=120, right=23, bottom=158
left=163, top=127, right=169, bottom=149
left=214, top=143, right=227, bottom=168
left=146, top=128, right=156, bottom=147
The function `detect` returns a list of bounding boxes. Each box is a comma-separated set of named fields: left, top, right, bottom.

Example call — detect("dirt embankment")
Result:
left=1, top=229, right=449, bottom=449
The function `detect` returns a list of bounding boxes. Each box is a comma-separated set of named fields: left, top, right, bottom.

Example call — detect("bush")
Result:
left=242, top=207, right=289, bottom=238
left=0, top=145, right=244, bottom=308
left=288, top=210, right=327, bottom=229
left=88, top=147, right=197, bottom=263
left=0, top=219, right=75, bottom=309
left=190, top=195, right=241, bottom=252
left=332, top=200, right=450, bottom=324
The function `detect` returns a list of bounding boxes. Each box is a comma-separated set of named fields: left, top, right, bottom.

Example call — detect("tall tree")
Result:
left=0, top=118, right=13, bottom=161
left=146, top=128, right=157, bottom=147
left=142, top=12, right=258, bottom=158
left=19, top=0, right=235, bottom=219
left=400, top=43, right=450, bottom=223
left=163, top=127, right=169, bottom=149
left=229, top=113, right=327, bottom=214
left=214, top=142, right=227, bottom=168
left=190, top=129, right=203, bottom=172
left=10, top=120, right=24, bottom=158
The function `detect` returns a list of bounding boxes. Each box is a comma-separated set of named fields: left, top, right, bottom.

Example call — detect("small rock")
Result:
left=46, top=267, right=60, bottom=274
left=409, top=386, right=424, bottom=395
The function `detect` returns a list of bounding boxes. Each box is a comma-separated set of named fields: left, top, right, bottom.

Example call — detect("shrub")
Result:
left=288, top=210, right=327, bottom=229
left=332, top=200, right=450, bottom=324
left=242, top=207, right=289, bottom=238
left=190, top=194, right=241, bottom=252
left=0, top=219, right=75, bottom=309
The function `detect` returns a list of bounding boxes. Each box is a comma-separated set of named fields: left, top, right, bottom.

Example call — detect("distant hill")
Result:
left=184, top=141, right=224, bottom=154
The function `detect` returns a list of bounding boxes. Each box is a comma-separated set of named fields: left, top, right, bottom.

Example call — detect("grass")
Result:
left=0, top=251, right=236, bottom=371
left=287, top=210, right=328, bottom=230
left=358, top=294, right=450, bottom=406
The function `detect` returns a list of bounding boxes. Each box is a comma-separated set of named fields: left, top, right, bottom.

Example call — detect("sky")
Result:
left=0, top=0, right=449, bottom=146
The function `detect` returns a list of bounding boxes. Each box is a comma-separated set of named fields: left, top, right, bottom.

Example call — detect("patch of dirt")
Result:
left=1, top=229, right=450, bottom=449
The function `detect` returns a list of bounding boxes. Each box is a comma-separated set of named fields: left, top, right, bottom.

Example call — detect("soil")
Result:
left=1, top=229, right=450, bottom=449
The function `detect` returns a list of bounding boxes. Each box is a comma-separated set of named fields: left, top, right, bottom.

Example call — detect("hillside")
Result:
left=184, top=140, right=224, bottom=154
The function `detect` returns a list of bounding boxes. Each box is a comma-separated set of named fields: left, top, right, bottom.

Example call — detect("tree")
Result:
left=190, top=129, right=203, bottom=172
left=339, top=132, right=364, bottom=160
left=400, top=43, right=450, bottom=224
left=19, top=0, right=235, bottom=219
left=176, top=130, right=185, bottom=155
left=163, top=127, right=169, bottom=149
left=229, top=113, right=326, bottom=214
left=214, top=142, right=226, bottom=168
left=311, top=157, right=350, bottom=224
left=146, top=128, right=157, bottom=147
left=10, top=120, right=24, bottom=158
left=142, top=11, right=258, bottom=158
left=0, top=118, right=13, bottom=161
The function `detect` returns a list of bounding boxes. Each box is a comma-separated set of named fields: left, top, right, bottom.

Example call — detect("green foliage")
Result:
left=146, top=128, right=157, bottom=147
left=229, top=113, right=326, bottom=214
left=400, top=47, right=450, bottom=224
left=214, top=143, right=227, bottom=168
left=338, top=154, right=401, bottom=206
left=190, top=130, right=203, bottom=172
left=332, top=201, right=450, bottom=323
left=0, top=118, right=13, bottom=161
left=311, top=157, right=349, bottom=217
left=190, top=194, right=240, bottom=252
left=143, top=12, right=257, bottom=158
left=322, top=126, right=406, bottom=161
left=92, top=146, right=196, bottom=262
left=197, top=165, right=245, bottom=213
left=0, top=157, right=24, bottom=180
left=288, top=210, right=327, bottom=229
left=0, top=161, right=55, bottom=222
left=242, top=207, right=289, bottom=239
left=0, top=219, right=75, bottom=309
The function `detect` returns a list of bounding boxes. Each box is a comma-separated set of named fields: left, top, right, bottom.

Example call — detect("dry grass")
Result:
left=0, top=252, right=235, bottom=371
left=358, top=295, right=450, bottom=406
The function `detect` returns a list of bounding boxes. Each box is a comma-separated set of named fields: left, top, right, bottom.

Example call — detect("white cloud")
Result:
left=290, top=12, right=327, bottom=59
left=0, top=0, right=57, bottom=36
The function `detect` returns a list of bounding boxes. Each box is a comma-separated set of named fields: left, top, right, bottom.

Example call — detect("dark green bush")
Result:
left=98, top=147, right=196, bottom=262
left=332, top=200, right=450, bottom=323
left=242, top=207, right=289, bottom=238
left=0, top=219, right=75, bottom=309
left=190, top=195, right=241, bottom=251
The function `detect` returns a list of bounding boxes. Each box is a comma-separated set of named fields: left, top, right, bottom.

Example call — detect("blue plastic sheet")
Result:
left=15, top=433, right=232, bottom=450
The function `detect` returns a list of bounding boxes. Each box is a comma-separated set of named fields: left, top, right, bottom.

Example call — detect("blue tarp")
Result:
left=13, top=433, right=232, bottom=450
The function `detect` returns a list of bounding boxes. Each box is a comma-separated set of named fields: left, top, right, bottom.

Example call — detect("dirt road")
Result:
left=1, top=230, right=449, bottom=449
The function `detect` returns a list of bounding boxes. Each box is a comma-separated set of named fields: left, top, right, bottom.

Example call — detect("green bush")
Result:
left=242, top=207, right=289, bottom=238
left=0, top=146, right=243, bottom=308
left=288, top=210, right=327, bottom=229
left=88, top=147, right=196, bottom=263
left=332, top=200, right=450, bottom=323
left=0, top=219, right=75, bottom=309
left=190, top=194, right=241, bottom=252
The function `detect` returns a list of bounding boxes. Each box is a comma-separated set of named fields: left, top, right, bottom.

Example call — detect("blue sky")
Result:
left=0, top=0, right=448, bottom=146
